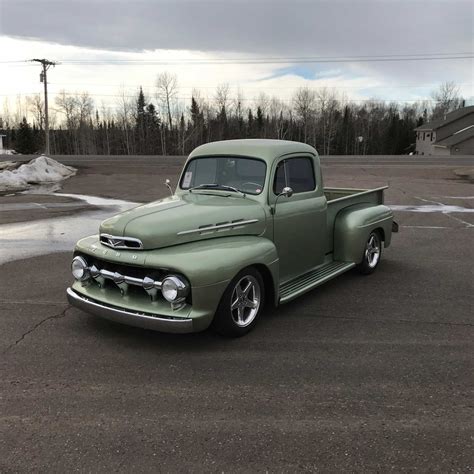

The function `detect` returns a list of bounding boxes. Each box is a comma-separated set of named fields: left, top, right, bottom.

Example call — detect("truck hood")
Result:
left=99, top=193, right=267, bottom=250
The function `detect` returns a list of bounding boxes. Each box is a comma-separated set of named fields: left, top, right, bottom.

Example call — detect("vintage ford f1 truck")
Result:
left=67, top=139, right=397, bottom=336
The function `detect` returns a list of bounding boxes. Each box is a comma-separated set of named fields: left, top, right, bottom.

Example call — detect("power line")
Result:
left=46, top=81, right=473, bottom=90
left=50, top=56, right=474, bottom=66
left=1, top=52, right=472, bottom=66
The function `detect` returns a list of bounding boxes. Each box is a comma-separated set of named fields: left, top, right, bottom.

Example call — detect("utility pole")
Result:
left=31, top=58, right=58, bottom=155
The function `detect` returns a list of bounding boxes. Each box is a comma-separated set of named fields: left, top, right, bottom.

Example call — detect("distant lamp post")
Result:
left=356, top=136, right=364, bottom=155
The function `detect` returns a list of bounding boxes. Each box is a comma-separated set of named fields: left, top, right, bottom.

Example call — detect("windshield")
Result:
left=180, top=156, right=266, bottom=195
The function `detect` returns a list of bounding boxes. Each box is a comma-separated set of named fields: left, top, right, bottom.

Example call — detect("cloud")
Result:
left=1, top=0, right=472, bottom=57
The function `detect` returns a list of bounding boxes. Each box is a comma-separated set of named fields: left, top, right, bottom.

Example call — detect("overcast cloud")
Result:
left=0, top=0, right=472, bottom=110
left=2, top=0, right=472, bottom=56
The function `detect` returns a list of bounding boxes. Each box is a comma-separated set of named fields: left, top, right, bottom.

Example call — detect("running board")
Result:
left=279, top=261, right=355, bottom=304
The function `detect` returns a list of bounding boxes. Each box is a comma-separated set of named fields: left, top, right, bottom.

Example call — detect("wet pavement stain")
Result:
left=0, top=193, right=138, bottom=264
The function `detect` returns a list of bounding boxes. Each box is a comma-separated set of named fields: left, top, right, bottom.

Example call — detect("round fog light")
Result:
left=161, top=276, right=189, bottom=303
left=71, top=256, right=89, bottom=281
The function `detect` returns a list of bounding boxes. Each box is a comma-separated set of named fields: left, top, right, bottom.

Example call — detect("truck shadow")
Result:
left=81, top=261, right=405, bottom=353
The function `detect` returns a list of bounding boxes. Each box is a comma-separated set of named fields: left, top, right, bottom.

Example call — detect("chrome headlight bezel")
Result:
left=71, top=256, right=89, bottom=281
left=161, top=275, right=189, bottom=303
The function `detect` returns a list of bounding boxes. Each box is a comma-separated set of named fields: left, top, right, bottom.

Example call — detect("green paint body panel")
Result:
left=69, top=139, right=396, bottom=333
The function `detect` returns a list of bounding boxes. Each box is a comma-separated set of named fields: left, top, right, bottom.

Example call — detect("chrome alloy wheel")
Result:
left=365, top=234, right=381, bottom=268
left=230, top=275, right=261, bottom=328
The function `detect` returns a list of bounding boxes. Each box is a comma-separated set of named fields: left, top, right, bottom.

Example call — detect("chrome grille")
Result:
left=80, top=256, right=163, bottom=301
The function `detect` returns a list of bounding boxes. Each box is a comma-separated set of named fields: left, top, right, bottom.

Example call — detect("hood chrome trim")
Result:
left=177, top=219, right=259, bottom=236
left=100, top=233, right=143, bottom=250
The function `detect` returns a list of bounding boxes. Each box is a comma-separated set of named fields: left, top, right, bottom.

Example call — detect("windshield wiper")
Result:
left=188, top=183, right=246, bottom=197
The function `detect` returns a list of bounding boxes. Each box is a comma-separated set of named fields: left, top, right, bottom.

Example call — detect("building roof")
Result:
left=414, top=105, right=474, bottom=132
left=414, top=120, right=442, bottom=131
left=189, top=139, right=318, bottom=163
left=434, top=125, right=474, bottom=147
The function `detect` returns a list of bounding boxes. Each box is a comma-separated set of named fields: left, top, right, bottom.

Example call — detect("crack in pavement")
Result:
left=2, top=304, right=71, bottom=354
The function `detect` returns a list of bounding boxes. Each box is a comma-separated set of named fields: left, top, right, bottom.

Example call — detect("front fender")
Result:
left=76, top=234, right=279, bottom=308
left=144, top=235, right=279, bottom=288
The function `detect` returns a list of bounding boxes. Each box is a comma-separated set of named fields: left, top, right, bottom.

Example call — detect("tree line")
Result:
left=0, top=76, right=465, bottom=156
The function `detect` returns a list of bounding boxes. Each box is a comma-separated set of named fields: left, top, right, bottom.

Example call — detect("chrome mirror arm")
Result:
left=165, top=179, right=173, bottom=197
left=271, top=186, right=293, bottom=215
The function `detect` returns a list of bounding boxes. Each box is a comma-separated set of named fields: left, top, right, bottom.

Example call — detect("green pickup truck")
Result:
left=67, top=139, right=397, bottom=336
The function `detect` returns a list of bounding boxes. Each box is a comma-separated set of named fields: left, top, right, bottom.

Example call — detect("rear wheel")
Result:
left=357, top=231, right=382, bottom=275
left=211, top=267, right=264, bottom=337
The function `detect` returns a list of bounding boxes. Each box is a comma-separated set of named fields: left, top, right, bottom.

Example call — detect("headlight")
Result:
left=161, top=275, right=189, bottom=303
left=71, top=256, right=89, bottom=281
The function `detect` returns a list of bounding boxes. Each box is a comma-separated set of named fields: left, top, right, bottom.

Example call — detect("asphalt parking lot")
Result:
left=1, top=155, right=473, bottom=472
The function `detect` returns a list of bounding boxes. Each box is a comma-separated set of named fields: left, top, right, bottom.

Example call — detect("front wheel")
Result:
left=357, top=231, right=382, bottom=275
left=211, top=267, right=265, bottom=337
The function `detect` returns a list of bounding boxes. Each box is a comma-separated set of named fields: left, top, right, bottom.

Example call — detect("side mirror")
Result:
left=164, top=178, right=173, bottom=196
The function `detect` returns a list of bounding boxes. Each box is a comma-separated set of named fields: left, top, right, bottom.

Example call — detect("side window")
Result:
left=273, top=157, right=316, bottom=194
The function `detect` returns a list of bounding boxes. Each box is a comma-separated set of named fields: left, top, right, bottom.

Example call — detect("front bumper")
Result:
left=67, top=287, right=194, bottom=333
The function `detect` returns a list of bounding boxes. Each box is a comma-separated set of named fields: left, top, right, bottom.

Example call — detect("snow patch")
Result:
left=390, top=204, right=474, bottom=213
left=0, top=155, right=76, bottom=193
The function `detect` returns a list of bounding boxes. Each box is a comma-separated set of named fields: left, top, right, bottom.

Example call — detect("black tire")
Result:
left=357, top=230, right=382, bottom=275
left=211, top=267, right=265, bottom=337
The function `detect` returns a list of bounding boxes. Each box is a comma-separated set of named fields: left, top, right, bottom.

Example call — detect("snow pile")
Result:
left=0, top=155, right=76, bottom=193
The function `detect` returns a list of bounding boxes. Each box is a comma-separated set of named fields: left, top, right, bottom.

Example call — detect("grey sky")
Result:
left=1, top=0, right=472, bottom=57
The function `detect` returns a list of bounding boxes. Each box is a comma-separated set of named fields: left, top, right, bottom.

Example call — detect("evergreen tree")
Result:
left=247, top=109, right=254, bottom=137
left=16, top=117, right=37, bottom=154
left=143, top=103, right=160, bottom=154
left=218, top=105, right=228, bottom=140
left=256, top=106, right=264, bottom=137
left=190, top=97, right=201, bottom=128
left=135, top=87, right=147, bottom=153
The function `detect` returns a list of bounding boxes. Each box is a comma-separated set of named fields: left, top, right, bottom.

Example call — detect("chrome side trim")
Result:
left=177, top=219, right=259, bottom=236
left=67, top=288, right=194, bottom=333
left=99, top=233, right=143, bottom=250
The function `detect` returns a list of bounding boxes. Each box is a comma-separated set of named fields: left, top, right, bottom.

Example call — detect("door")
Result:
left=271, top=155, right=327, bottom=282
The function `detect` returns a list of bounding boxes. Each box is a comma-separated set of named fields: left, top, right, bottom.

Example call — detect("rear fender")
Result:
left=333, top=204, right=393, bottom=263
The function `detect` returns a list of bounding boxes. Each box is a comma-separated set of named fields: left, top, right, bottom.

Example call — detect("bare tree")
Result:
left=255, top=92, right=270, bottom=117
left=156, top=72, right=178, bottom=129
left=116, top=87, right=134, bottom=154
left=55, top=90, right=79, bottom=129
left=315, top=88, right=340, bottom=155
left=77, top=92, right=94, bottom=125
left=215, top=83, right=230, bottom=113
left=27, top=94, right=45, bottom=130
left=431, top=81, right=463, bottom=118
left=293, top=87, right=316, bottom=143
